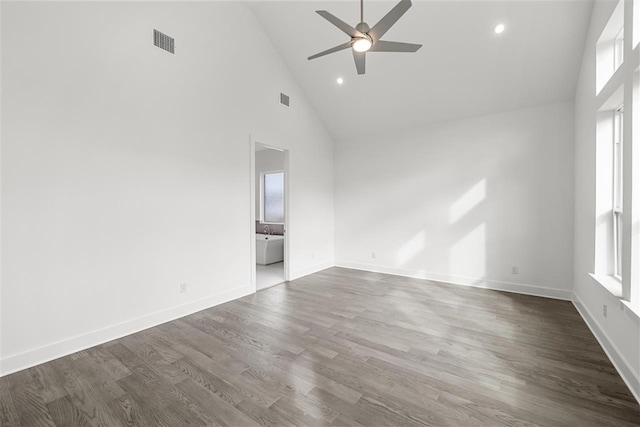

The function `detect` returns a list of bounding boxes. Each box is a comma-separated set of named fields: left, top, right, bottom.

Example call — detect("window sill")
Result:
left=589, top=273, right=623, bottom=298
left=589, top=273, right=640, bottom=322
left=621, top=300, right=640, bottom=323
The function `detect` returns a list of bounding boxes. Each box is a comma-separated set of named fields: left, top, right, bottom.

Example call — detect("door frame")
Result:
left=250, top=137, right=290, bottom=292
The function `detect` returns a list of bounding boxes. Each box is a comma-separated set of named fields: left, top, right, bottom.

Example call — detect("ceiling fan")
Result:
left=308, top=0, right=422, bottom=75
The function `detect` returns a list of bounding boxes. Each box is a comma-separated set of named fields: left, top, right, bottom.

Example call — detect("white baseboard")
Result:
left=572, top=294, right=640, bottom=404
left=335, top=261, right=573, bottom=300
left=290, top=260, right=334, bottom=281
left=0, top=285, right=254, bottom=377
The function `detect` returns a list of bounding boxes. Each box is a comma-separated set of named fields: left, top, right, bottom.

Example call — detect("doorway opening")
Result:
left=252, top=142, right=288, bottom=291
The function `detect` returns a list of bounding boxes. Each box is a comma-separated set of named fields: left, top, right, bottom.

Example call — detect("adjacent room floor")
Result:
left=256, top=261, right=284, bottom=290
left=1, top=267, right=639, bottom=426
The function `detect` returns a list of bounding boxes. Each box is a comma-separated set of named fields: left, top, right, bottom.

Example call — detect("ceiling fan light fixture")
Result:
left=352, top=37, right=372, bottom=52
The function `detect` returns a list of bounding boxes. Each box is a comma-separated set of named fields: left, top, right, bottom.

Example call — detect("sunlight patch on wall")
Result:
left=449, top=179, right=486, bottom=224
left=396, top=230, right=426, bottom=267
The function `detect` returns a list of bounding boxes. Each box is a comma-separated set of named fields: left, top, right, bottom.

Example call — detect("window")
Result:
left=595, top=0, right=624, bottom=93
left=262, top=171, right=284, bottom=223
left=613, top=107, right=624, bottom=278
left=613, top=27, right=624, bottom=70
left=594, top=90, right=624, bottom=293
left=634, top=0, right=640, bottom=48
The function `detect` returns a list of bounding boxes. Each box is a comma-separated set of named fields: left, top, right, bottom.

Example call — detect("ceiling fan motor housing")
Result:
left=355, top=22, right=370, bottom=33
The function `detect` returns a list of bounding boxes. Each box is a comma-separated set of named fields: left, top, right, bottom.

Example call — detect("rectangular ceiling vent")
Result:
left=153, top=29, right=175, bottom=54
left=280, top=93, right=290, bottom=107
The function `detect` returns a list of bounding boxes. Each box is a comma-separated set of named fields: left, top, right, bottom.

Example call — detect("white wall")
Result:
left=0, top=1, right=334, bottom=375
left=573, top=0, right=640, bottom=401
left=335, top=102, right=575, bottom=299
left=255, top=148, right=285, bottom=219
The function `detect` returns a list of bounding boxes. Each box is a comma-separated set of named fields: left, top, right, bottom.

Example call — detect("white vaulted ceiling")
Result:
left=248, top=0, right=593, bottom=140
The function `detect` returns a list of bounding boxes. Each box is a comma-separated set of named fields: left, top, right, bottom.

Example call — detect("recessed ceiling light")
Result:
left=494, top=23, right=505, bottom=34
left=337, top=77, right=344, bottom=85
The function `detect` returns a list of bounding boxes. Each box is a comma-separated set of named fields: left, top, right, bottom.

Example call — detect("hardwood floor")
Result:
left=1, top=267, right=639, bottom=426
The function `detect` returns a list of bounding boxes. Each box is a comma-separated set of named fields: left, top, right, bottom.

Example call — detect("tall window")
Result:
left=613, top=107, right=623, bottom=278
left=593, top=1, right=639, bottom=312
left=263, top=171, right=284, bottom=223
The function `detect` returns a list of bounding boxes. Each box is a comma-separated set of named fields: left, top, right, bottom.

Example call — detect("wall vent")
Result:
left=153, top=29, right=175, bottom=54
left=280, top=93, right=290, bottom=107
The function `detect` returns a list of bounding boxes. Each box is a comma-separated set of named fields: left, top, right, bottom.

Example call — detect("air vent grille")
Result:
left=153, top=29, right=175, bottom=54
left=280, top=93, right=290, bottom=107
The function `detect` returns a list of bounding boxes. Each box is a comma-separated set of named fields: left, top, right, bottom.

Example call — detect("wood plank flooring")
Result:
left=1, top=267, right=639, bottom=426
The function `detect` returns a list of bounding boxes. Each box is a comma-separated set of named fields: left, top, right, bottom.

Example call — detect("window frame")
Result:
left=613, top=106, right=624, bottom=279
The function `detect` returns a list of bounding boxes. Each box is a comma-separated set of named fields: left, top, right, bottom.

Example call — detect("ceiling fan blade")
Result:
left=370, top=40, right=422, bottom=53
left=316, top=10, right=365, bottom=38
left=353, top=50, right=366, bottom=75
left=369, top=0, right=412, bottom=42
left=308, top=41, right=353, bottom=60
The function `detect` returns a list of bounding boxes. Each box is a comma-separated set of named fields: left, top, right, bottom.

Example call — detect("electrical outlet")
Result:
left=603, top=304, right=607, bottom=318
left=511, top=266, right=519, bottom=274
left=180, top=283, right=188, bottom=293
left=312, top=252, right=315, bottom=260
left=371, top=251, right=376, bottom=259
